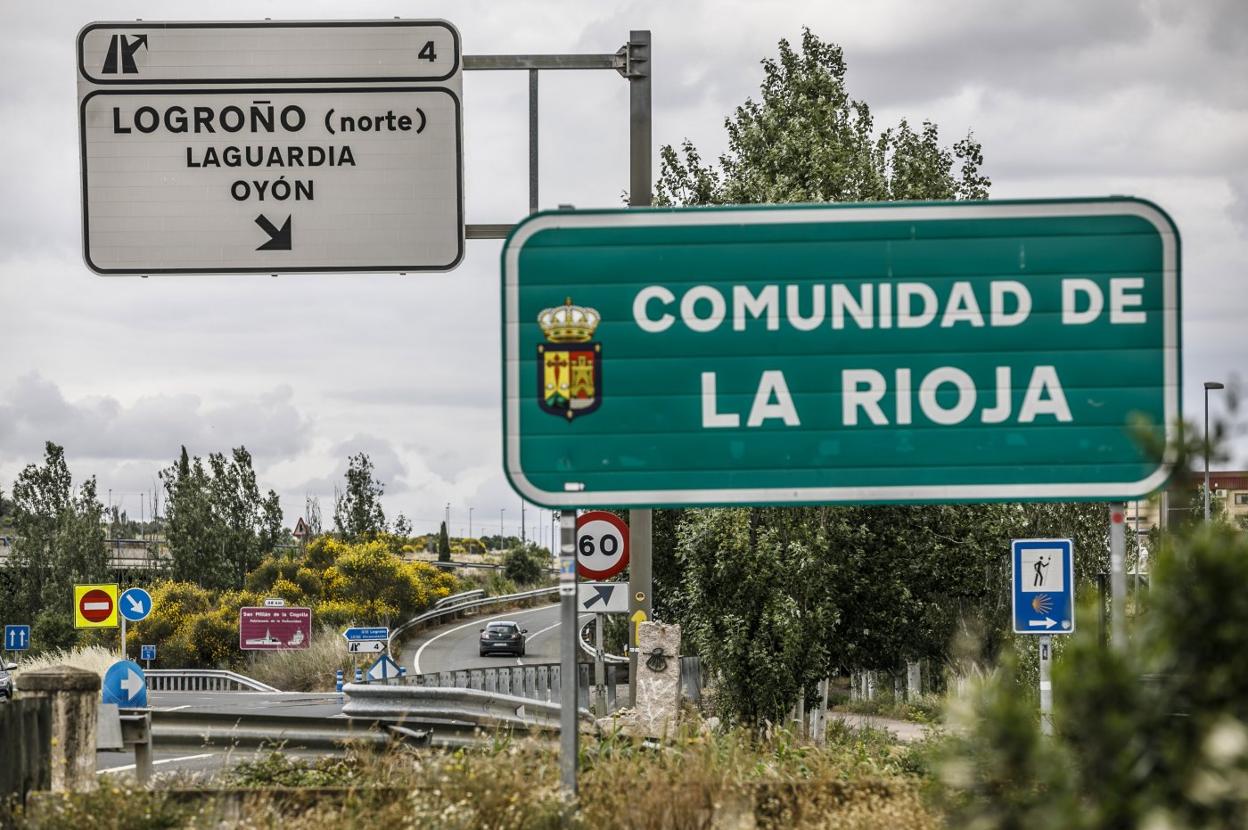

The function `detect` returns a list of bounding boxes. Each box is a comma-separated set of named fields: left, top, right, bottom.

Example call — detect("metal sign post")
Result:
left=558, top=510, right=578, bottom=798
left=1038, top=635, right=1053, bottom=735
left=1109, top=503, right=1127, bottom=651
left=1013, top=538, right=1075, bottom=736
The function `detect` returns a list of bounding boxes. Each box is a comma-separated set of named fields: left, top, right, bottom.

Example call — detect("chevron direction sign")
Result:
left=502, top=198, right=1180, bottom=507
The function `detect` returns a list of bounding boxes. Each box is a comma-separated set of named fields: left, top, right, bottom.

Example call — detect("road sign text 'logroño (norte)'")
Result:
left=502, top=199, right=1180, bottom=507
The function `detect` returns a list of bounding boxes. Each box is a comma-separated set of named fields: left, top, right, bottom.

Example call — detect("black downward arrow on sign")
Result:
left=584, top=585, right=614, bottom=609
left=255, top=214, right=292, bottom=251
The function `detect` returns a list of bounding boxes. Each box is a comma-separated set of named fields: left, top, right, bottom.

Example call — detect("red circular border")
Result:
left=80, top=589, right=113, bottom=622
left=575, top=510, right=630, bottom=579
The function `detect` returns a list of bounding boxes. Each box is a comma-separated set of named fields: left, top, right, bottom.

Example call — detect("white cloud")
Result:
left=2, top=0, right=1246, bottom=514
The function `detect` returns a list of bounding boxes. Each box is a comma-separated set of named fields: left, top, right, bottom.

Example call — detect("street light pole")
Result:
left=1204, top=381, right=1225, bottom=522
left=500, top=508, right=505, bottom=549
left=468, top=507, right=473, bottom=543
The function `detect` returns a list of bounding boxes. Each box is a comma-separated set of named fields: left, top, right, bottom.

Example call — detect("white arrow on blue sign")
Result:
left=343, top=627, right=389, bottom=642
left=102, top=659, right=148, bottom=708
left=118, top=587, right=153, bottom=623
left=366, top=654, right=402, bottom=682
left=4, top=624, right=31, bottom=651
left=1012, top=539, right=1075, bottom=635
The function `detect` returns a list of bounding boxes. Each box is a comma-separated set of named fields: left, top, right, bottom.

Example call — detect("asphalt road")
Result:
left=90, top=606, right=592, bottom=777
left=405, top=601, right=594, bottom=674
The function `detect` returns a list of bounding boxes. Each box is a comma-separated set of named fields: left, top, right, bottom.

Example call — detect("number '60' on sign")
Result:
left=575, top=511, right=629, bottom=579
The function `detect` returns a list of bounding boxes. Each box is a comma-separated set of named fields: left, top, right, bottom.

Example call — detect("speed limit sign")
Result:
left=575, top=511, right=630, bottom=579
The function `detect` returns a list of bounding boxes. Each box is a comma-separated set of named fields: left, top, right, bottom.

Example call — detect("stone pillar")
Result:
left=634, top=621, right=681, bottom=738
left=18, top=665, right=100, bottom=792
left=906, top=660, right=922, bottom=701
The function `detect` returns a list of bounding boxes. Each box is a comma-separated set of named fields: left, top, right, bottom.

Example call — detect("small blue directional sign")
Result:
left=1013, top=539, right=1075, bottom=635
left=102, top=659, right=148, bottom=708
left=140, top=644, right=156, bottom=662
left=4, top=625, right=31, bottom=651
left=343, top=626, right=389, bottom=642
left=118, top=587, right=153, bottom=623
left=366, top=654, right=402, bottom=682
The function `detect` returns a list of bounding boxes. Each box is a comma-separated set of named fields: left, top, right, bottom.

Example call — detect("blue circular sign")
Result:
left=118, top=587, right=153, bottom=623
left=102, top=659, right=147, bottom=708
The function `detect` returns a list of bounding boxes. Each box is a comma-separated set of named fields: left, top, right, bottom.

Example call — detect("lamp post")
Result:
left=500, top=508, right=505, bottom=549
left=1204, top=381, right=1225, bottom=522
left=468, top=507, right=473, bottom=545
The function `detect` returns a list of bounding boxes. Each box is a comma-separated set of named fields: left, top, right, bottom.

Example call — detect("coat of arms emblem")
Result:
left=537, top=297, right=602, bottom=420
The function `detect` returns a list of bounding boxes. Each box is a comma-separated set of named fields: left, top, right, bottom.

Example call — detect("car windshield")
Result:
left=487, top=624, right=518, bottom=634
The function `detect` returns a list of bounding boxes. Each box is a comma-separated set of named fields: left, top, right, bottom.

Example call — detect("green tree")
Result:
left=655, top=28, right=988, bottom=209
left=437, top=521, right=451, bottom=562
left=503, top=544, right=545, bottom=586
left=1, top=442, right=108, bottom=650
left=333, top=453, right=386, bottom=542
left=162, top=445, right=278, bottom=590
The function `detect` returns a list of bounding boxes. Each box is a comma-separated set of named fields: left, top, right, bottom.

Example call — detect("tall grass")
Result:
left=13, top=727, right=942, bottom=829
left=243, top=626, right=359, bottom=692
left=9, top=645, right=118, bottom=685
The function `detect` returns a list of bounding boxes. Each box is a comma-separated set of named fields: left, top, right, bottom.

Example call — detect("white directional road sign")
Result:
left=348, top=640, right=386, bottom=654
left=76, top=21, right=464, bottom=275
left=577, top=583, right=629, bottom=614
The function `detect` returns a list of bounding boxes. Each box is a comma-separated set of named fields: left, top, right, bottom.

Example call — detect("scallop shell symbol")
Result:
left=1031, top=594, right=1053, bottom=614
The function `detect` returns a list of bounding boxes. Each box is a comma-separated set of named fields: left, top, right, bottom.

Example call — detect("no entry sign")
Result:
left=74, top=583, right=119, bottom=628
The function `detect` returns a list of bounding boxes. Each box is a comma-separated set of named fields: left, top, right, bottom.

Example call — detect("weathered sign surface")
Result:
left=502, top=199, right=1180, bottom=507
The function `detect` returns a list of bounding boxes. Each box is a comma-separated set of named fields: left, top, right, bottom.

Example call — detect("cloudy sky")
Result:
left=1, top=1, right=1244, bottom=543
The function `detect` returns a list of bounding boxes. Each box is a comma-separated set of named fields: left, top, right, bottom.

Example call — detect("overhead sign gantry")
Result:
left=76, top=20, right=464, bottom=274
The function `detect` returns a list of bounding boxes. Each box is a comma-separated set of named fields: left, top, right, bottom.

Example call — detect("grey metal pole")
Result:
left=1038, top=635, right=1053, bottom=735
left=529, top=69, right=539, bottom=214
left=625, top=29, right=653, bottom=710
left=558, top=510, right=578, bottom=798
left=1205, top=385, right=1211, bottom=522
left=1110, top=503, right=1127, bottom=651
left=594, top=612, right=606, bottom=714
left=120, top=616, right=127, bottom=660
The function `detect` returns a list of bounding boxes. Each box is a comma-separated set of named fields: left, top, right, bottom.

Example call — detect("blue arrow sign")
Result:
left=102, top=659, right=147, bottom=708
left=4, top=625, right=30, bottom=651
left=118, top=587, right=153, bottom=623
left=140, top=644, right=156, bottom=662
left=366, top=654, right=401, bottom=682
left=1012, top=539, right=1075, bottom=635
left=343, top=627, right=389, bottom=642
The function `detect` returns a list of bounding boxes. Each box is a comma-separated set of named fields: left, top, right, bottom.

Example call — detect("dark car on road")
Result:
left=0, top=661, right=15, bottom=701
left=479, top=621, right=527, bottom=657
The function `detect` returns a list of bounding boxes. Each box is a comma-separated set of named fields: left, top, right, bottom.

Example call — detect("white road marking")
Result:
left=97, top=753, right=213, bottom=774
left=515, top=614, right=593, bottom=665
left=412, top=604, right=558, bottom=675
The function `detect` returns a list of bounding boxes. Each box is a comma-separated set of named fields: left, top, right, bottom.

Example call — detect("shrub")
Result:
left=503, top=546, right=545, bottom=586
left=940, top=525, right=1248, bottom=829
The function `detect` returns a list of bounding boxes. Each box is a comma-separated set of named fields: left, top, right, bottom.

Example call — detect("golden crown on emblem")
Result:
left=537, top=297, right=601, bottom=343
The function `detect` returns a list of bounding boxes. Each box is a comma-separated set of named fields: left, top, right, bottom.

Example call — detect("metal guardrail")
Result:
left=579, top=617, right=630, bottom=664
left=342, top=683, right=594, bottom=732
left=388, top=586, right=559, bottom=653
left=145, top=669, right=279, bottom=693
left=407, top=659, right=632, bottom=713
left=433, top=588, right=487, bottom=609
left=149, top=709, right=404, bottom=750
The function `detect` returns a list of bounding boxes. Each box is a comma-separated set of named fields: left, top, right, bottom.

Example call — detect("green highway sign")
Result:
left=501, top=198, right=1180, bottom=508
